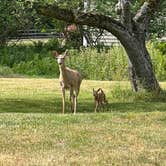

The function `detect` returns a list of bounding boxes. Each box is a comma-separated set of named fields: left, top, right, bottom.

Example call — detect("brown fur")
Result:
left=93, top=88, right=108, bottom=112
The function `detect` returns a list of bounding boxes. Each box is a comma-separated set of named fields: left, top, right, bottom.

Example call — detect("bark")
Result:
left=34, top=0, right=161, bottom=92
left=128, top=59, right=138, bottom=92
left=116, top=0, right=138, bottom=92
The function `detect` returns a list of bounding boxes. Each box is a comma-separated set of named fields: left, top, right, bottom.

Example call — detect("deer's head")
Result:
left=52, top=50, right=68, bottom=66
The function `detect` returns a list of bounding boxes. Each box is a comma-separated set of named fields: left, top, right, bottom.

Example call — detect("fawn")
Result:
left=93, top=88, right=108, bottom=112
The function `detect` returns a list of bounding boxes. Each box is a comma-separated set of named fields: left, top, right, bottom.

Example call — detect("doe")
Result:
left=53, top=50, right=82, bottom=114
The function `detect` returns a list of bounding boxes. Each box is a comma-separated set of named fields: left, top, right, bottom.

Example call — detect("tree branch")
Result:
left=34, top=2, right=127, bottom=40
left=134, top=0, right=160, bottom=23
left=134, top=2, right=149, bottom=23
left=119, top=0, right=132, bottom=32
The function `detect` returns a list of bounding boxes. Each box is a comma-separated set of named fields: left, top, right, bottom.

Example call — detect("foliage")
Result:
left=0, top=66, right=13, bottom=77
left=67, top=47, right=128, bottom=80
left=147, top=42, right=166, bottom=81
left=0, top=0, right=65, bottom=46
left=1, top=0, right=164, bottom=44
left=13, top=56, right=59, bottom=77
left=0, top=41, right=165, bottom=80
left=65, top=31, right=83, bottom=49
left=0, top=0, right=164, bottom=47
left=152, top=40, right=166, bottom=55
left=0, top=0, right=34, bottom=45
left=34, top=0, right=165, bottom=38
left=0, top=42, right=129, bottom=80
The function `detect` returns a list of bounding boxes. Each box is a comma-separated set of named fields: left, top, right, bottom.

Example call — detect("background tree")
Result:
left=34, top=0, right=165, bottom=92
left=0, top=0, right=65, bottom=46
left=0, top=0, right=33, bottom=45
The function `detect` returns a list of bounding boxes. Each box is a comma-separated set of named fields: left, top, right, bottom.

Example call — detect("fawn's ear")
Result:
left=93, top=88, right=95, bottom=95
left=97, top=88, right=101, bottom=92
left=52, top=51, right=59, bottom=58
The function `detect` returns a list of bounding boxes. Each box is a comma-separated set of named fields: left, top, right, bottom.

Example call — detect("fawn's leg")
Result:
left=62, top=87, right=65, bottom=114
left=101, top=103, right=104, bottom=112
left=95, top=101, right=98, bottom=113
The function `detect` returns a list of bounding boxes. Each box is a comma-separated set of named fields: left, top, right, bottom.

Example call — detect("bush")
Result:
left=147, top=42, right=166, bottom=81
left=110, top=85, right=166, bottom=102
left=66, top=47, right=128, bottom=80
left=153, top=41, right=166, bottom=55
left=0, top=41, right=165, bottom=81
left=13, top=55, right=59, bottom=77
left=0, top=66, right=13, bottom=77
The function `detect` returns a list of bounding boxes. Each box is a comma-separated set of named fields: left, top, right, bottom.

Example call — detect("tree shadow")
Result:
left=107, top=102, right=166, bottom=112
left=0, top=98, right=165, bottom=114
left=79, top=100, right=166, bottom=113
left=0, top=98, right=61, bottom=114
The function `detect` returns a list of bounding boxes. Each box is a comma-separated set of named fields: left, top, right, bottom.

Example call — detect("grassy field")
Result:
left=0, top=78, right=166, bottom=165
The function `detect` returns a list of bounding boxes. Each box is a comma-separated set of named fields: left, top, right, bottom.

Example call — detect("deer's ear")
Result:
left=52, top=51, right=59, bottom=58
left=63, top=49, right=68, bottom=57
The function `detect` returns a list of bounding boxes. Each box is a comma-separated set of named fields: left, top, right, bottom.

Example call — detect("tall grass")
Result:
left=67, top=47, right=128, bottom=80
left=0, top=40, right=165, bottom=80
left=148, top=42, right=166, bottom=81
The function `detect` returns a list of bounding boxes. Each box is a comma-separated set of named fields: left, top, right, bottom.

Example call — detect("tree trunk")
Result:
left=115, top=0, right=160, bottom=92
left=117, top=0, right=138, bottom=92
left=119, top=33, right=160, bottom=92
left=128, top=59, right=138, bottom=92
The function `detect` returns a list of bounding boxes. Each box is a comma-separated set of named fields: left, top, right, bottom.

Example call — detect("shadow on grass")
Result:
left=0, top=97, right=165, bottom=113
left=0, top=98, right=61, bottom=114
left=108, top=102, right=166, bottom=112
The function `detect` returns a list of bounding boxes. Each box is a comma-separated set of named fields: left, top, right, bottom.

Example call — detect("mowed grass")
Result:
left=0, top=78, right=166, bottom=165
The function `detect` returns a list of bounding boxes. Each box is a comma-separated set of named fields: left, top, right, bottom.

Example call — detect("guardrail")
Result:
left=9, top=29, right=63, bottom=39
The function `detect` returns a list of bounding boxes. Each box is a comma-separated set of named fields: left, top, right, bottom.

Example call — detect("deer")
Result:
left=52, top=50, right=82, bottom=114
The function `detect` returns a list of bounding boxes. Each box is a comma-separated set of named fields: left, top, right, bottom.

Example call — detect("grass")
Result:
left=0, top=78, right=166, bottom=165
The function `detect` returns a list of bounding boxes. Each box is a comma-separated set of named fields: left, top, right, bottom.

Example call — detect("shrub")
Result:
left=0, top=66, right=13, bottom=77
left=0, top=41, right=165, bottom=81
left=66, top=47, right=128, bottom=80
left=147, top=42, right=166, bottom=81
left=153, top=41, right=166, bottom=55
left=13, top=56, right=59, bottom=77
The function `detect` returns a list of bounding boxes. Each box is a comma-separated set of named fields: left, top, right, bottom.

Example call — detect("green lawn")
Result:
left=0, top=78, right=166, bottom=165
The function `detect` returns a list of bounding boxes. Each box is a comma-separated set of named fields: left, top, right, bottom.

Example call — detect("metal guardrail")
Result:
left=9, top=29, right=63, bottom=40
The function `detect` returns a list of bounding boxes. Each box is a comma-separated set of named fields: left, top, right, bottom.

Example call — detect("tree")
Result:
left=0, top=0, right=33, bottom=45
left=0, top=0, right=62, bottom=46
left=34, top=0, right=164, bottom=92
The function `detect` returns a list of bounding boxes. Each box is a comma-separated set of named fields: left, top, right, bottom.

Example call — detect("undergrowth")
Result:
left=0, top=39, right=165, bottom=81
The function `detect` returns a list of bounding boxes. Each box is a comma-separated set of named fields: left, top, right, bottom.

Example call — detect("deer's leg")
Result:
left=73, top=94, right=77, bottom=114
left=61, top=87, right=65, bottom=114
left=101, top=102, right=104, bottom=112
left=73, top=89, right=79, bottom=114
left=70, top=87, right=74, bottom=113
